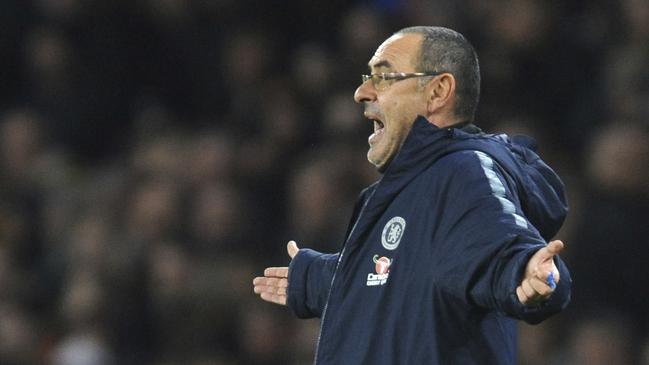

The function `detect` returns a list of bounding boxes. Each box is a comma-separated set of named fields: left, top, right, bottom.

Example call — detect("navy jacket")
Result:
left=287, top=116, right=571, bottom=364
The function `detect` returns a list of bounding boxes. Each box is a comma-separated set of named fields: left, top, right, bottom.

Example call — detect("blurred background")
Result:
left=0, top=0, right=648, bottom=364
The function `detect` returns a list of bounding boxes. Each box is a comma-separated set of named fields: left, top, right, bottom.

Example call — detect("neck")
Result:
left=423, top=114, right=465, bottom=128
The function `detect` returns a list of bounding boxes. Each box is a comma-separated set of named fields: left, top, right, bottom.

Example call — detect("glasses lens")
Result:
left=361, top=74, right=389, bottom=90
left=361, top=74, right=385, bottom=89
left=374, top=74, right=388, bottom=90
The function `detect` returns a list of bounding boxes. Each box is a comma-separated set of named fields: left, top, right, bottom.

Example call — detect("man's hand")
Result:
left=516, top=240, right=564, bottom=305
left=252, top=241, right=300, bottom=305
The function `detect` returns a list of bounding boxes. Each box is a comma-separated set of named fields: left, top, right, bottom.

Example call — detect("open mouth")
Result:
left=369, top=118, right=385, bottom=144
left=373, top=119, right=384, bottom=132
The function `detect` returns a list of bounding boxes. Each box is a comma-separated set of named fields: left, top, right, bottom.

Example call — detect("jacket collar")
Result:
left=381, top=115, right=457, bottom=180
left=343, top=116, right=460, bottom=250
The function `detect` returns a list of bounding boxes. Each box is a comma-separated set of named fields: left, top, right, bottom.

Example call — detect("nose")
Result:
left=354, top=79, right=377, bottom=104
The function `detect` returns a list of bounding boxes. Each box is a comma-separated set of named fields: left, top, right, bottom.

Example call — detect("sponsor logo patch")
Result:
left=366, top=255, right=392, bottom=286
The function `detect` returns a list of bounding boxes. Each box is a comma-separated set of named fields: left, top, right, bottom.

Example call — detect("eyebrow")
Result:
left=368, top=60, right=392, bottom=71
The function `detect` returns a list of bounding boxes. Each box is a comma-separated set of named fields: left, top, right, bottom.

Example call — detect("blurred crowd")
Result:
left=0, top=0, right=648, bottom=364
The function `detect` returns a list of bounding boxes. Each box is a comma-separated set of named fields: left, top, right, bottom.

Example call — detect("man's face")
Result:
left=354, top=33, right=428, bottom=171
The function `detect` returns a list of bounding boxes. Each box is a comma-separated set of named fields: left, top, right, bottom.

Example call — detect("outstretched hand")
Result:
left=516, top=240, right=564, bottom=305
left=252, top=241, right=300, bottom=305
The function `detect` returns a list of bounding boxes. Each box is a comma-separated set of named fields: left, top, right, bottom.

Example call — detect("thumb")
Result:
left=546, top=240, right=564, bottom=257
left=535, top=240, right=564, bottom=263
left=287, top=240, right=299, bottom=259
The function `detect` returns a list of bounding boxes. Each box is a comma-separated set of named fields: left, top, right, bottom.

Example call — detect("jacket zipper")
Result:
left=313, top=186, right=378, bottom=364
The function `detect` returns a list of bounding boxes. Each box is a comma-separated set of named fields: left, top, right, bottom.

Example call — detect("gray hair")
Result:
left=395, top=26, right=481, bottom=122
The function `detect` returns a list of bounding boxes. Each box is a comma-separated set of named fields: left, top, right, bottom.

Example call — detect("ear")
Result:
left=426, top=73, right=456, bottom=117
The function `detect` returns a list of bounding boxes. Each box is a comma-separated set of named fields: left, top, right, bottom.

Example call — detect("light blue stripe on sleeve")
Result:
left=474, top=151, right=528, bottom=229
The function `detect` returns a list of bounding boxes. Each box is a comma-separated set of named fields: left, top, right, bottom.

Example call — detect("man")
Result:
left=253, top=26, right=571, bottom=364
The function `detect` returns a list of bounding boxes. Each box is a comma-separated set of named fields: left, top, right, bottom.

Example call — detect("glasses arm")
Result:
left=362, top=71, right=444, bottom=83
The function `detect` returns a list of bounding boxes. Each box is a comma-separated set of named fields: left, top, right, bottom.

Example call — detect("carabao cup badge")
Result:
left=366, top=255, right=392, bottom=286
left=381, top=216, right=406, bottom=250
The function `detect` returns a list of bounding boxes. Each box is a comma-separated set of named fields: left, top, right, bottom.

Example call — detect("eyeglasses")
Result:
left=361, top=71, right=444, bottom=90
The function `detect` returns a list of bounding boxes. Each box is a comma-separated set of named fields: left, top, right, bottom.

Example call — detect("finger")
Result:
left=254, top=285, right=287, bottom=296
left=264, top=267, right=289, bottom=278
left=528, top=276, right=553, bottom=297
left=255, top=277, right=288, bottom=289
left=516, top=286, right=529, bottom=303
left=254, top=285, right=274, bottom=294
left=253, top=277, right=283, bottom=286
left=521, top=279, right=537, bottom=299
left=266, top=277, right=289, bottom=288
left=287, top=240, right=299, bottom=259
left=260, top=292, right=287, bottom=305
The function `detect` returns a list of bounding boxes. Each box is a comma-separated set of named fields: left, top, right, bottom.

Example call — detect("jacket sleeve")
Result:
left=287, top=249, right=339, bottom=319
left=433, top=151, right=571, bottom=324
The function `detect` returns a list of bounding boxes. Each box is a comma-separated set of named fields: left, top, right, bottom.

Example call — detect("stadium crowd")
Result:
left=0, top=0, right=648, bottom=364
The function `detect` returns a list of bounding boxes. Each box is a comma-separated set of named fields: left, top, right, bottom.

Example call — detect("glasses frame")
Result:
left=361, top=71, right=444, bottom=90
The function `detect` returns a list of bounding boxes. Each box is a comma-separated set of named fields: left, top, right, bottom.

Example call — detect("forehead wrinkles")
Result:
left=369, top=34, right=421, bottom=71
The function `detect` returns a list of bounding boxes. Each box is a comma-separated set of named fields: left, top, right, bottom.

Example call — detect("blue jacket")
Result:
left=287, top=116, right=571, bottom=364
